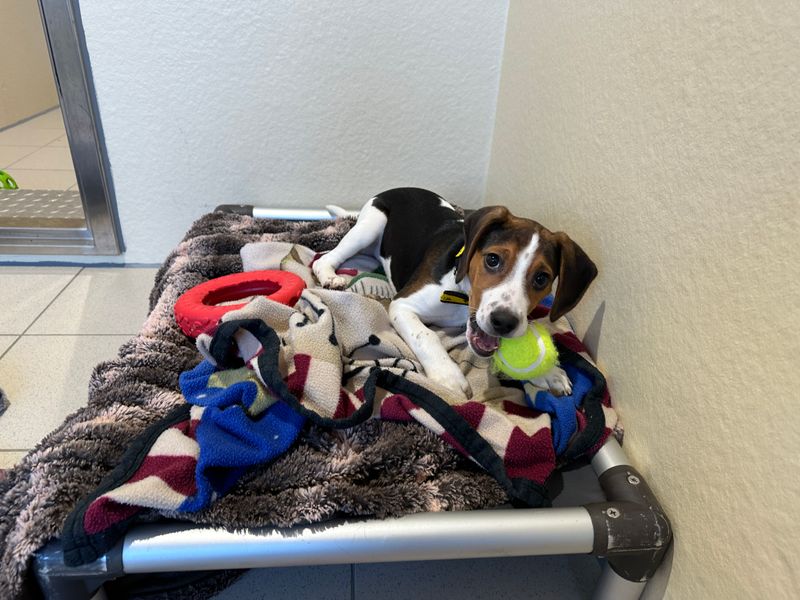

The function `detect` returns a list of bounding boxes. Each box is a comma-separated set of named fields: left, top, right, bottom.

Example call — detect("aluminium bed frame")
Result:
left=32, top=207, right=672, bottom=600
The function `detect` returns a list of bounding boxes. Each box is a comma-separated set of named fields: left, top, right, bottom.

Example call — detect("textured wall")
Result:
left=78, top=0, right=509, bottom=262
left=486, top=1, right=800, bottom=598
left=0, top=0, right=58, bottom=128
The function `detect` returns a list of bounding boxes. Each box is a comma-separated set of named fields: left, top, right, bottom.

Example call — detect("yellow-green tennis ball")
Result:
left=493, top=323, right=558, bottom=380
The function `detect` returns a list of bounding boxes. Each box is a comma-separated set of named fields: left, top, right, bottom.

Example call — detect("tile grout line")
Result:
left=0, top=121, right=67, bottom=167
left=23, top=334, right=137, bottom=337
left=1, top=133, right=65, bottom=153
left=0, top=268, right=83, bottom=357
left=1, top=145, right=46, bottom=171
left=0, top=268, right=84, bottom=458
left=18, top=267, right=84, bottom=338
left=1, top=267, right=90, bottom=461
left=0, top=335, right=21, bottom=362
left=3, top=168, right=76, bottom=172
left=0, top=106, right=59, bottom=134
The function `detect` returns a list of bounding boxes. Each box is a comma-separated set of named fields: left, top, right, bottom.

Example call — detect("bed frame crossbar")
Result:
left=33, top=438, right=671, bottom=600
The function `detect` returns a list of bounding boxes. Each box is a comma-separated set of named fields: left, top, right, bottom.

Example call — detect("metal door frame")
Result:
left=0, top=0, right=123, bottom=255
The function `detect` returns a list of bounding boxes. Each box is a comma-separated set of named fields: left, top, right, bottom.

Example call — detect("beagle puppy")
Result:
left=312, top=188, right=597, bottom=397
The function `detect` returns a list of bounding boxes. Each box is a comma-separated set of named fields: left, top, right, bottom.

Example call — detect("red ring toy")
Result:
left=174, top=270, right=306, bottom=337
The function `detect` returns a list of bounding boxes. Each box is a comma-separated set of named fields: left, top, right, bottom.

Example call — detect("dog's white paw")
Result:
left=427, top=361, right=472, bottom=399
left=323, top=275, right=349, bottom=290
left=312, top=260, right=349, bottom=289
left=531, top=366, right=573, bottom=396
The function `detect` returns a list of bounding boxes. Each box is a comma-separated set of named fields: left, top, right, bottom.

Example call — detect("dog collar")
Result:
left=440, top=290, right=469, bottom=305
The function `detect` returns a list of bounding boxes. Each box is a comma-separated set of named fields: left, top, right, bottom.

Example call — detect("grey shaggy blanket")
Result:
left=0, top=212, right=507, bottom=599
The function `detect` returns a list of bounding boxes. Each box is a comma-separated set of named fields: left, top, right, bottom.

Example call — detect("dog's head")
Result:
left=455, top=206, right=597, bottom=357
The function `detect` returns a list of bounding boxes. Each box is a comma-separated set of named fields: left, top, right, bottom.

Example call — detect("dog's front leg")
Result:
left=389, top=302, right=472, bottom=398
left=312, top=200, right=387, bottom=289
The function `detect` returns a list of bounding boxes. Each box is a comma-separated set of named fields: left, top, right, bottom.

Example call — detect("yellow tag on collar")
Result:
left=455, top=245, right=465, bottom=258
left=440, top=290, right=469, bottom=305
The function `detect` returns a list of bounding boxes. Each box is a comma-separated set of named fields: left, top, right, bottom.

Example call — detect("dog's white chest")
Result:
left=394, top=270, right=470, bottom=329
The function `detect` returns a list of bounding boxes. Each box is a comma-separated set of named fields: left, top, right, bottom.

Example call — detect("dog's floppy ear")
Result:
left=455, top=206, right=510, bottom=282
left=549, top=232, right=598, bottom=321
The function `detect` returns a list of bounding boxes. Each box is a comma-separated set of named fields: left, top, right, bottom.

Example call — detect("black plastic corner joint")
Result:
left=214, top=204, right=254, bottom=216
left=584, top=465, right=673, bottom=582
left=33, top=539, right=124, bottom=599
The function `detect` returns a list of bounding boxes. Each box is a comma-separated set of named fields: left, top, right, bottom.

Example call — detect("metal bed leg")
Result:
left=33, top=539, right=122, bottom=600
left=592, top=560, right=648, bottom=600
left=585, top=438, right=673, bottom=598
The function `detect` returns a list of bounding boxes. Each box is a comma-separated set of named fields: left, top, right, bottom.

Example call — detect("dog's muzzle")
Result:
left=467, top=315, right=499, bottom=357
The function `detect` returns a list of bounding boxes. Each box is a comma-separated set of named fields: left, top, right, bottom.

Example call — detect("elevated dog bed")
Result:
left=0, top=209, right=671, bottom=600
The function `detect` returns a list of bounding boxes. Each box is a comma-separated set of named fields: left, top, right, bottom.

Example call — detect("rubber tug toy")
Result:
left=174, top=270, right=306, bottom=338
left=493, top=322, right=559, bottom=380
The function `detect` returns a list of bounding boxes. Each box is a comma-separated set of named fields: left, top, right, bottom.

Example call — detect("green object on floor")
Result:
left=0, top=170, right=18, bottom=190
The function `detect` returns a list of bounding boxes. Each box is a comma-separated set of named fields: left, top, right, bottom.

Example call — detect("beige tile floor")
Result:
left=0, top=266, right=156, bottom=465
left=0, top=264, right=601, bottom=598
left=0, top=108, right=77, bottom=191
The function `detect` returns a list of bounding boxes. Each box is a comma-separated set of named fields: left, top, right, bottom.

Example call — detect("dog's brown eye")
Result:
left=484, top=253, right=502, bottom=270
left=533, top=271, right=550, bottom=289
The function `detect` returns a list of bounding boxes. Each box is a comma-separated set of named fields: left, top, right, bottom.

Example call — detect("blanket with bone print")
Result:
left=62, top=241, right=617, bottom=567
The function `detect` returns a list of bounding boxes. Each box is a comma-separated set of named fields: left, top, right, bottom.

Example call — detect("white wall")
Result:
left=78, top=0, right=509, bottom=262
left=486, top=2, right=800, bottom=599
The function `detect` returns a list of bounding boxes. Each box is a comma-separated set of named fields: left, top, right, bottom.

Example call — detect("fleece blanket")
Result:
left=62, top=239, right=617, bottom=567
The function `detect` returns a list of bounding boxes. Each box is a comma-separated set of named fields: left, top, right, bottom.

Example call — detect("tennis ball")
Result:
left=493, top=322, right=558, bottom=380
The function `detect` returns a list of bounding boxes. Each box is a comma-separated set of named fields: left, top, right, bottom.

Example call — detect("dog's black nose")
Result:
left=489, top=310, right=519, bottom=336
